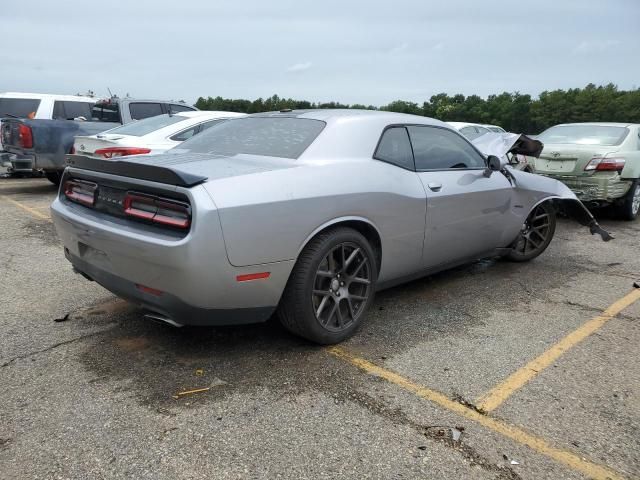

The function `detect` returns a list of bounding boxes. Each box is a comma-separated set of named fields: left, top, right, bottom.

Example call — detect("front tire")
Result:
left=278, top=227, right=377, bottom=344
left=506, top=202, right=556, bottom=262
left=616, top=180, right=640, bottom=221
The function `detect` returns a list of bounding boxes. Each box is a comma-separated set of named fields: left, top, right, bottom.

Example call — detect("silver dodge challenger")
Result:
left=52, top=110, right=611, bottom=344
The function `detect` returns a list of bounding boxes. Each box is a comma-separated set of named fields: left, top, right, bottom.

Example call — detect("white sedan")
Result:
left=73, top=111, right=245, bottom=159
left=446, top=121, right=492, bottom=140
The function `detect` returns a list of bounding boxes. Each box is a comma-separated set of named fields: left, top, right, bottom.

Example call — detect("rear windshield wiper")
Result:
left=1, top=113, right=19, bottom=118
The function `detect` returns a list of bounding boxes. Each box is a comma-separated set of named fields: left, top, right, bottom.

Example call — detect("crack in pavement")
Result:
left=0, top=329, right=110, bottom=368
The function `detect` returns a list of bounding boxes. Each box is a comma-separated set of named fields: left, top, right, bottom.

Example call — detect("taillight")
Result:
left=123, top=192, right=191, bottom=229
left=93, top=147, right=151, bottom=159
left=64, top=179, right=97, bottom=207
left=18, top=124, right=33, bottom=148
left=584, top=157, right=625, bottom=172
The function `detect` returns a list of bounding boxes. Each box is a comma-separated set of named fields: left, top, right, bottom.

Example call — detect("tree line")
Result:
left=195, top=83, right=640, bottom=134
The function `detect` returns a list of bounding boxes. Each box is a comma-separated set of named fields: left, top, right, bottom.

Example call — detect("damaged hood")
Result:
left=472, top=133, right=544, bottom=159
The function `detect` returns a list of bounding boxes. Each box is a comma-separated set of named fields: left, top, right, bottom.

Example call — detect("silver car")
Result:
left=52, top=110, right=609, bottom=344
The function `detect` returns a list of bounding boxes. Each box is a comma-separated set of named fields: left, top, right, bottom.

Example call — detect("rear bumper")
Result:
left=65, top=249, right=275, bottom=325
left=50, top=177, right=294, bottom=326
left=537, top=173, right=632, bottom=203
left=9, top=154, right=35, bottom=172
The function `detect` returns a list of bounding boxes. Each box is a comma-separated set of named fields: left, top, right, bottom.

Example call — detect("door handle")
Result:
left=427, top=182, right=442, bottom=192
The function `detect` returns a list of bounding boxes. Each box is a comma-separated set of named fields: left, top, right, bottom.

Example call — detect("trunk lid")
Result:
left=74, top=134, right=133, bottom=156
left=534, top=144, right=617, bottom=176
left=66, top=152, right=295, bottom=187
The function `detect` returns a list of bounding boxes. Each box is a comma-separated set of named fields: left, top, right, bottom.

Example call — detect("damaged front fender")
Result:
left=510, top=169, right=613, bottom=242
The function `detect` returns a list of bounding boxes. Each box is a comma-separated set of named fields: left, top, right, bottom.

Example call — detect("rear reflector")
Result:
left=94, top=147, right=152, bottom=159
left=584, top=157, right=626, bottom=172
left=124, top=191, right=191, bottom=229
left=63, top=179, right=98, bottom=206
left=18, top=124, right=33, bottom=149
left=135, top=284, right=164, bottom=296
left=236, top=272, right=271, bottom=282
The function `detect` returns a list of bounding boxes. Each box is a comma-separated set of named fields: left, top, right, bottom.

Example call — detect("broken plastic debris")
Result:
left=195, top=368, right=204, bottom=376
left=425, top=426, right=464, bottom=443
left=54, top=313, right=70, bottom=323
left=502, top=454, right=520, bottom=465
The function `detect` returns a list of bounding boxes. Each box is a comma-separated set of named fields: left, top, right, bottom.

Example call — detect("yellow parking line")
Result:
left=0, top=194, right=52, bottom=222
left=327, top=346, right=626, bottom=480
left=477, top=288, right=640, bottom=413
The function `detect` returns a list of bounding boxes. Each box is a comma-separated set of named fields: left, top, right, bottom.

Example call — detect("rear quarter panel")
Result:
left=620, top=126, right=640, bottom=179
left=204, top=159, right=427, bottom=282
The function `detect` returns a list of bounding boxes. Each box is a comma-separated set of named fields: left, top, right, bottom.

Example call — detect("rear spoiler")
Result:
left=65, top=155, right=207, bottom=188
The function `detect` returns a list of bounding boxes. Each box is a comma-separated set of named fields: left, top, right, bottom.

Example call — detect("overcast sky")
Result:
left=1, top=0, right=638, bottom=106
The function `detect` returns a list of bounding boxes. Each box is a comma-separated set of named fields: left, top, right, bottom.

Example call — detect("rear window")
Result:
left=0, top=98, right=41, bottom=118
left=167, top=104, right=195, bottom=114
left=92, top=102, right=121, bottom=122
left=129, top=102, right=163, bottom=120
left=176, top=117, right=326, bottom=159
left=103, top=114, right=188, bottom=137
left=538, top=125, right=629, bottom=146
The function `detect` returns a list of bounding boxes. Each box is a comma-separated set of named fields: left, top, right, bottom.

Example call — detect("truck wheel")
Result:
left=617, top=180, right=640, bottom=221
left=278, top=227, right=377, bottom=344
left=506, top=202, right=556, bottom=262
left=45, top=171, right=62, bottom=186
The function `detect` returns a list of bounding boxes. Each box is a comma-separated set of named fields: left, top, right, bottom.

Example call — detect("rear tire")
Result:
left=45, top=171, right=62, bottom=186
left=616, top=180, right=640, bottom=221
left=277, top=227, right=377, bottom=344
left=506, top=202, right=556, bottom=262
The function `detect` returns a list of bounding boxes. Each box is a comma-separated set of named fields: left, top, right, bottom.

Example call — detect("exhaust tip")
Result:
left=144, top=312, right=184, bottom=328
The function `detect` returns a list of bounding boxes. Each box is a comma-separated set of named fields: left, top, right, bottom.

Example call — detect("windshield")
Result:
left=537, top=125, right=629, bottom=146
left=176, top=117, right=326, bottom=159
left=0, top=98, right=41, bottom=118
left=103, top=114, right=188, bottom=137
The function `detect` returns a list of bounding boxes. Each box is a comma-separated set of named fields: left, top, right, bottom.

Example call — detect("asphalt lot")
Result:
left=1, top=176, right=639, bottom=480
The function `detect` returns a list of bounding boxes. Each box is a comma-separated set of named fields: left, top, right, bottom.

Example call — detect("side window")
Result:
left=373, top=126, right=414, bottom=170
left=53, top=101, right=66, bottom=119
left=408, top=126, right=486, bottom=170
left=170, top=126, right=199, bottom=142
left=459, top=126, right=476, bottom=138
left=199, top=119, right=224, bottom=133
left=166, top=103, right=195, bottom=114
left=129, top=102, right=163, bottom=120
left=63, top=102, right=93, bottom=119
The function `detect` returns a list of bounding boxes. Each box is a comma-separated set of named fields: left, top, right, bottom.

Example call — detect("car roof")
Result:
left=250, top=108, right=446, bottom=126
left=446, top=121, right=491, bottom=130
left=173, top=110, right=244, bottom=119
left=0, top=91, right=96, bottom=102
left=552, top=122, right=636, bottom=128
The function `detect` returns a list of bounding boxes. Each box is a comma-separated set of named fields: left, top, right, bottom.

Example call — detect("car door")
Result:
left=408, top=125, right=515, bottom=269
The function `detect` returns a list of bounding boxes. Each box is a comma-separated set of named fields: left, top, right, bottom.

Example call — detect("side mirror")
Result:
left=484, top=155, right=502, bottom=177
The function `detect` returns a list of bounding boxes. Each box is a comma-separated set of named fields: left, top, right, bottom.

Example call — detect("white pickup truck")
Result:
left=0, top=92, right=97, bottom=168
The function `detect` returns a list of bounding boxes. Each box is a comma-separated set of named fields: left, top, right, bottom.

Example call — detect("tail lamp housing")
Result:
left=584, top=157, right=626, bottom=172
left=93, top=147, right=152, bottom=159
left=63, top=179, right=98, bottom=206
left=18, top=124, right=33, bottom=149
left=124, top=192, right=191, bottom=229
